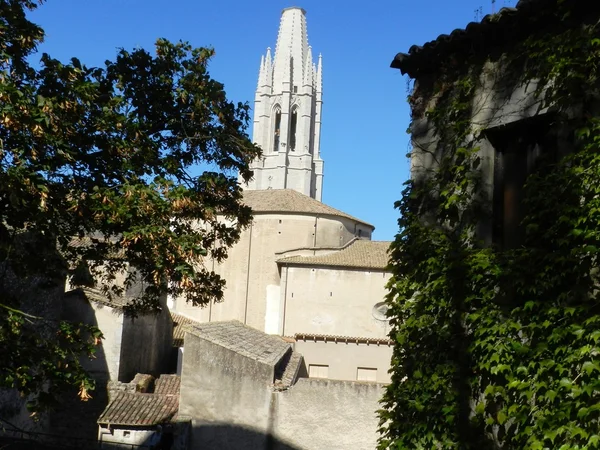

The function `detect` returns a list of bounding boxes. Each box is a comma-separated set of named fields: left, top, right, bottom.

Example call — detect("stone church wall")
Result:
left=172, top=212, right=367, bottom=334
left=282, top=266, right=391, bottom=338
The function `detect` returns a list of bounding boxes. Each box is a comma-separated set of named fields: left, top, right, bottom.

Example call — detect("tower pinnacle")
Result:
left=241, top=8, right=324, bottom=201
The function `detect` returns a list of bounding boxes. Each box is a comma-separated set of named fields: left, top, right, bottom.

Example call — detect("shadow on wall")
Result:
left=192, top=424, right=301, bottom=450
left=52, top=291, right=111, bottom=444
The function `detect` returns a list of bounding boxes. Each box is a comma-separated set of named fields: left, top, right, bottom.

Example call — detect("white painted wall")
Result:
left=281, top=266, right=391, bottom=338
left=294, top=339, right=392, bottom=383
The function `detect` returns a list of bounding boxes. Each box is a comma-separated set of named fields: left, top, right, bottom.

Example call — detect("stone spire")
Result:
left=241, top=7, right=324, bottom=201
left=303, top=46, right=314, bottom=88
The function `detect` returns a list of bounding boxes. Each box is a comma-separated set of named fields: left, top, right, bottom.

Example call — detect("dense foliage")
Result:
left=0, top=0, right=260, bottom=412
left=380, top=3, right=600, bottom=449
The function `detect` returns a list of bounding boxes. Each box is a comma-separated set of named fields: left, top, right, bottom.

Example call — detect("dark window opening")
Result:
left=294, top=85, right=298, bottom=93
left=273, top=110, right=281, bottom=152
left=485, top=114, right=568, bottom=249
left=289, top=109, right=298, bottom=151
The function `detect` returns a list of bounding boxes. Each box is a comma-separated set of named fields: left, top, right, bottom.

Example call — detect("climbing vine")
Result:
left=380, top=3, right=600, bottom=449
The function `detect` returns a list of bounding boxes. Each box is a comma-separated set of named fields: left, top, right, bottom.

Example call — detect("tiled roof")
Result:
left=64, top=287, right=129, bottom=309
left=390, top=0, right=560, bottom=77
left=242, top=189, right=373, bottom=227
left=154, top=375, right=180, bottom=396
left=98, top=375, right=180, bottom=427
left=170, top=312, right=202, bottom=347
left=277, top=239, right=391, bottom=270
left=186, top=320, right=291, bottom=366
left=294, top=333, right=393, bottom=346
left=276, top=351, right=303, bottom=390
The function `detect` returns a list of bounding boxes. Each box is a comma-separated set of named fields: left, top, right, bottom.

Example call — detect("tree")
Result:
left=0, top=0, right=261, bottom=412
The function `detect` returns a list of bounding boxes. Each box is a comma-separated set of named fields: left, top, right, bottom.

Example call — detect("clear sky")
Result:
left=28, top=0, right=516, bottom=241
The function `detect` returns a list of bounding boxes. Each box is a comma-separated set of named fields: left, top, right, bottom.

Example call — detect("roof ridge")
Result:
left=277, top=240, right=391, bottom=270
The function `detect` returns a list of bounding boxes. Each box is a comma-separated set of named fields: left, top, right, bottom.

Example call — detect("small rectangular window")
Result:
left=293, top=85, right=298, bottom=93
left=357, top=367, right=377, bottom=382
left=309, top=364, right=329, bottom=379
left=123, top=431, right=131, bottom=438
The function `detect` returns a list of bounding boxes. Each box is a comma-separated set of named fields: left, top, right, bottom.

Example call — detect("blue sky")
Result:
left=29, top=0, right=516, bottom=241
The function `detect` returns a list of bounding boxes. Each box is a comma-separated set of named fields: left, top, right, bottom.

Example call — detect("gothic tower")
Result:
left=241, top=7, right=324, bottom=201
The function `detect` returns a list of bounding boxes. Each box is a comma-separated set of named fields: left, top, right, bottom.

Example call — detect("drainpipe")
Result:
left=208, top=254, right=215, bottom=322
left=313, top=215, right=319, bottom=252
left=243, top=220, right=254, bottom=325
left=281, top=264, right=289, bottom=336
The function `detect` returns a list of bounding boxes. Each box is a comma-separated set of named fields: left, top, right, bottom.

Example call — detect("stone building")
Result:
left=389, top=0, right=586, bottom=246
left=97, top=374, right=189, bottom=449
left=178, top=320, right=384, bottom=450
left=170, top=7, right=393, bottom=383
left=63, top=287, right=173, bottom=383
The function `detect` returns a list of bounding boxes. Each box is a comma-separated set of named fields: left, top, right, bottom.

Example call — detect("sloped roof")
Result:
left=186, top=320, right=291, bottom=366
left=64, top=287, right=129, bottom=309
left=277, top=239, right=391, bottom=270
left=170, top=312, right=202, bottom=347
left=97, top=375, right=180, bottom=427
left=242, top=189, right=373, bottom=227
left=154, top=374, right=180, bottom=396
left=390, top=0, right=562, bottom=77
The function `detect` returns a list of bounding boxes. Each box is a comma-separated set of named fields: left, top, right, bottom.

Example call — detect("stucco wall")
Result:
left=275, top=378, right=385, bottom=450
left=62, top=292, right=173, bottom=382
left=293, top=339, right=392, bottom=383
left=281, top=266, right=391, bottom=338
left=119, top=305, right=173, bottom=382
left=179, top=332, right=275, bottom=449
left=173, top=212, right=371, bottom=334
left=179, top=331, right=385, bottom=450
left=62, top=296, right=123, bottom=382
left=98, top=427, right=154, bottom=448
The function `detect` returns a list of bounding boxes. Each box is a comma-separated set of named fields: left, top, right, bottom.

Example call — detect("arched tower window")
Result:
left=273, top=109, right=282, bottom=152
left=289, top=108, right=298, bottom=151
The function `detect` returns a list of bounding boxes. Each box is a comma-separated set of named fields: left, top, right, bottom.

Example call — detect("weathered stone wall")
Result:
left=119, top=305, right=173, bottom=382
left=180, top=331, right=385, bottom=450
left=0, top=266, right=65, bottom=435
left=275, top=378, right=385, bottom=450
left=179, top=331, right=275, bottom=449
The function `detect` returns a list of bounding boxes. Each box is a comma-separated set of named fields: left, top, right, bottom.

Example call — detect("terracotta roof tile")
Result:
left=390, top=0, right=557, bottom=77
left=154, top=375, right=180, bottom=396
left=97, top=375, right=180, bottom=427
left=242, top=189, right=373, bottom=227
left=277, top=239, right=391, bottom=270
left=170, top=312, right=202, bottom=347
left=65, top=287, right=129, bottom=308
left=294, top=333, right=393, bottom=346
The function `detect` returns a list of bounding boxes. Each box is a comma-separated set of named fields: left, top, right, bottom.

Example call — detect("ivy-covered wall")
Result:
left=381, top=1, right=600, bottom=448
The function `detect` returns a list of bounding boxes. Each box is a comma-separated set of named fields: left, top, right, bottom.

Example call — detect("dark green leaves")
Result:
left=0, top=0, right=260, bottom=412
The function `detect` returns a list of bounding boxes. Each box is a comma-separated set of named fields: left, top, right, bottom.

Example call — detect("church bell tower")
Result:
left=241, top=7, right=324, bottom=201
